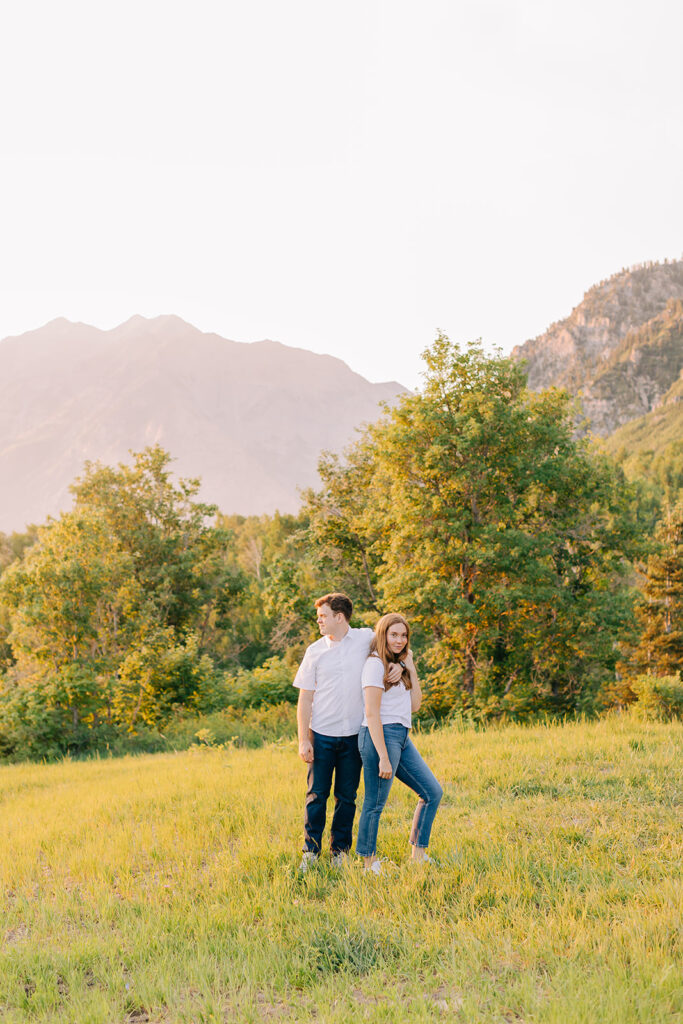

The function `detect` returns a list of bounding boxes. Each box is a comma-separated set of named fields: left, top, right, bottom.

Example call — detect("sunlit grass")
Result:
left=1, top=717, right=681, bottom=1023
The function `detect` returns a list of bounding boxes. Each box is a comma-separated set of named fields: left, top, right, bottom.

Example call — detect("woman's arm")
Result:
left=404, top=650, right=422, bottom=712
left=364, top=687, right=393, bottom=778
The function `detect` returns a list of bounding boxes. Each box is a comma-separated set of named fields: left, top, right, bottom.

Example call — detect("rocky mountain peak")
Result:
left=513, top=259, right=683, bottom=434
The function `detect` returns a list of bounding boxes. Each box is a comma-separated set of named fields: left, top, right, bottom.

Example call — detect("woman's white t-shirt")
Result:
left=361, top=655, right=412, bottom=728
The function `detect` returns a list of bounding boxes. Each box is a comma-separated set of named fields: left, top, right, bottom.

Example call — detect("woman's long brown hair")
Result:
left=369, top=613, right=412, bottom=690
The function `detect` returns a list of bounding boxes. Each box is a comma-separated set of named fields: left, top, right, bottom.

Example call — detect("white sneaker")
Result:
left=411, top=853, right=435, bottom=865
left=330, top=851, right=348, bottom=868
left=299, top=851, right=318, bottom=873
left=364, top=858, right=383, bottom=875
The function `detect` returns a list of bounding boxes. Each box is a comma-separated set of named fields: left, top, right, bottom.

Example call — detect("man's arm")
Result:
left=297, top=688, right=315, bottom=763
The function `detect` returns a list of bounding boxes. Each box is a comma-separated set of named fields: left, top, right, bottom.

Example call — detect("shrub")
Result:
left=163, top=702, right=296, bottom=749
left=628, top=674, right=683, bottom=721
left=219, top=656, right=298, bottom=710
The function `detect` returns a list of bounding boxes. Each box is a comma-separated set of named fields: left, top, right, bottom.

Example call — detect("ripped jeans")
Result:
left=356, top=723, right=443, bottom=858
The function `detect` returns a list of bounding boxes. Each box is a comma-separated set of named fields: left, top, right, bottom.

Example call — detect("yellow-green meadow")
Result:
left=1, top=716, right=681, bottom=1023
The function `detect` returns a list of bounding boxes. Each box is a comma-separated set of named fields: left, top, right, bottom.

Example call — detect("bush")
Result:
left=227, top=655, right=299, bottom=709
left=628, top=674, right=683, bottom=721
left=163, top=702, right=297, bottom=749
left=191, top=655, right=298, bottom=714
left=0, top=649, right=299, bottom=761
left=0, top=696, right=296, bottom=762
left=0, top=673, right=101, bottom=761
left=418, top=664, right=605, bottom=725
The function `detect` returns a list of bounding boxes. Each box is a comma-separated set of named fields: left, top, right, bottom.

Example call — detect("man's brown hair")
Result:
left=314, top=592, right=353, bottom=621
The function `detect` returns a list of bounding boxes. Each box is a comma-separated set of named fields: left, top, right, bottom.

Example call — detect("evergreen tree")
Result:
left=624, top=503, right=683, bottom=678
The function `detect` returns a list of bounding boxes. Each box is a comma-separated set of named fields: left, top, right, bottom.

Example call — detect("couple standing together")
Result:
left=294, top=592, right=443, bottom=874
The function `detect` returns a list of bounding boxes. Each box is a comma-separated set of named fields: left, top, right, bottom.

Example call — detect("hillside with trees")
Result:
left=2, top=260, right=683, bottom=759
left=603, top=372, right=683, bottom=500
left=515, top=258, right=683, bottom=506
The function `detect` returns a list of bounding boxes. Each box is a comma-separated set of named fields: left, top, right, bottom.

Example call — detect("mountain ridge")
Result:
left=0, top=317, right=406, bottom=532
left=513, top=259, right=683, bottom=435
left=4, top=260, right=682, bottom=532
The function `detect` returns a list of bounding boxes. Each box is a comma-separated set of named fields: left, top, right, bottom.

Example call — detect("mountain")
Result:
left=603, top=369, right=683, bottom=491
left=0, top=316, right=407, bottom=532
left=513, top=260, right=683, bottom=436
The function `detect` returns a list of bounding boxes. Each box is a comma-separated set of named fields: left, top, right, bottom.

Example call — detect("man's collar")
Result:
left=324, top=626, right=352, bottom=648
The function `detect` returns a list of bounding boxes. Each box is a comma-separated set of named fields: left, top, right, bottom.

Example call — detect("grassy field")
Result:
left=1, top=717, right=681, bottom=1024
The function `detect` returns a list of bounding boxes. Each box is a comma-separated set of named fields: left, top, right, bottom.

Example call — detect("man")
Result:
left=294, top=592, right=401, bottom=869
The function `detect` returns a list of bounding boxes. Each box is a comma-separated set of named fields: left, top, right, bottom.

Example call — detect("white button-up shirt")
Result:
left=293, top=627, right=373, bottom=736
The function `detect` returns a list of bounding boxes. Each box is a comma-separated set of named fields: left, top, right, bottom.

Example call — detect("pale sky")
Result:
left=1, top=0, right=681, bottom=389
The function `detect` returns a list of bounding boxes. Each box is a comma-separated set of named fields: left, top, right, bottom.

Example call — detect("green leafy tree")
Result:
left=0, top=527, right=39, bottom=671
left=306, top=335, right=641, bottom=716
left=209, top=512, right=317, bottom=664
left=0, top=510, right=141, bottom=738
left=0, top=448, right=230, bottom=752
left=301, top=440, right=385, bottom=617
left=0, top=526, right=39, bottom=574
left=70, top=445, right=224, bottom=634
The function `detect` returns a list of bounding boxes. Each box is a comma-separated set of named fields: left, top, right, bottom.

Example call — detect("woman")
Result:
left=356, top=613, right=443, bottom=873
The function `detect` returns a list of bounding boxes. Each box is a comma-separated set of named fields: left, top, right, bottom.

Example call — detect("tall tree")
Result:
left=1, top=511, right=140, bottom=733
left=622, top=503, right=683, bottom=678
left=0, top=447, right=229, bottom=744
left=208, top=512, right=314, bottom=666
left=70, top=445, right=224, bottom=634
left=306, top=336, right=640, bottom=715
left=0, top=527, right=39, bottom=672
left=302, top=440, right=384, bottom=615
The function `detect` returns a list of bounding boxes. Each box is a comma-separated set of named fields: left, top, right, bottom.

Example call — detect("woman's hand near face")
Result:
left=403, top=648, right=415, bottom=672
left=386, top=662, right=403, bottom=685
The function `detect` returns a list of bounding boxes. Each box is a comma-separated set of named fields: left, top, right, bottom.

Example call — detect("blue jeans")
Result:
left=303, top=731, right=362, bottom=855
left=356, top=724, right=443, bottom=858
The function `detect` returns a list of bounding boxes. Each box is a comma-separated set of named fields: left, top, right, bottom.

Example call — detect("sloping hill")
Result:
left=513, top=261, right=683, bottom=435
left=578, top=298, right=683, bottom=436
left=602, top=370, right=683, bottom=492
left=0, top=316, right=406, bottom=531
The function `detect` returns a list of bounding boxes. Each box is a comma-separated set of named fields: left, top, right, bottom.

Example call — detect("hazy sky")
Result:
left=1, top=0, right=681, bottom=388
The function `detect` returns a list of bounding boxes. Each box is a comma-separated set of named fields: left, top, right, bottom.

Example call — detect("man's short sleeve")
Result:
left=293, top=647, right=317, bottom=690
left=361, top=656, right=385, bottom=689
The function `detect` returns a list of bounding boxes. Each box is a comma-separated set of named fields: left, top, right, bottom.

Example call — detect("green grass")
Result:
left=1, top=717, right=681, bottom=1023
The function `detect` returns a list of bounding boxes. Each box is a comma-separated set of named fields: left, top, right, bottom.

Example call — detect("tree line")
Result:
left=1, top=337, right=681, bottom=759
